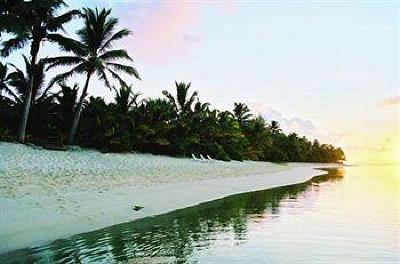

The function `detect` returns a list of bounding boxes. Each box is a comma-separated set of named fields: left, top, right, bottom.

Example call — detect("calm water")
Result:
left=1, top=166, right=399, bottom=263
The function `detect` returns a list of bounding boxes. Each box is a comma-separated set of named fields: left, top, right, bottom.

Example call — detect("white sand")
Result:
left=0, top=142, right=340, bottom=253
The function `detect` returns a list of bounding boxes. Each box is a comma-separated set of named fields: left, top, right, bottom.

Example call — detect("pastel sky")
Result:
left=5, top=0, right=400, bottom=164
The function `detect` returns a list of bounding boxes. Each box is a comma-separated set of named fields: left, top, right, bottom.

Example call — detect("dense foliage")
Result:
left=0, top=78, right=345, bottom=162
left=0, top=1, right=345, bottom=163
left=0, top=0, right=80, bottom=142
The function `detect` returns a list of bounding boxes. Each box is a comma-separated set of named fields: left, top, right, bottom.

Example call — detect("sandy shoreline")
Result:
left=0, top=142, right=341, bottom=253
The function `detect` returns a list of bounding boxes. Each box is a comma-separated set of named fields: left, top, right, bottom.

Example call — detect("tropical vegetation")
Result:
left=0, top=1, right=345, bottom=163
left=0, top=0, right=80, bottom=142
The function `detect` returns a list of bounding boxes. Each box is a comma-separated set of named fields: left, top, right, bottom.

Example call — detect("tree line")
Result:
left=0, top=0, right=345, bottom=162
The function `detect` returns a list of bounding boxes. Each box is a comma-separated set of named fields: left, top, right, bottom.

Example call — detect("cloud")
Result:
left=248, top=101, right=347, bottom=146
left=182, top=30, right=202, bottom=43
left=377, top=95, right=400, bottom=106
left=111, top=1, right=237, bottom=64
left=119, top=2, right=199, bottom=64
left=249, top=102, right=319, bottom=138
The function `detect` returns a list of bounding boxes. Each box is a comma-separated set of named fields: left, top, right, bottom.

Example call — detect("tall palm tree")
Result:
left=46, top=8, right=140, bottom=145
left=0, top=0, right=80, bottom=142
left=233, top=102, right=252, bottom=127
left=162, top=82, right=198, bottom=115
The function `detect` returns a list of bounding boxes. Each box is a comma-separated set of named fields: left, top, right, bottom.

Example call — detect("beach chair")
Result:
left=191, top=153, right=202, bottom=161
left=207, top=155, right=216, bottom=162
left=199, top=154, right=209, bottom=163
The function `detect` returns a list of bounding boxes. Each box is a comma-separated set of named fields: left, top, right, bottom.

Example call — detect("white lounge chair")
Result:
left=207, top=155, right=216, bottom=162
left=191, top=153, right=202, bottom=162
left=199, top=154, right=209, bottom=162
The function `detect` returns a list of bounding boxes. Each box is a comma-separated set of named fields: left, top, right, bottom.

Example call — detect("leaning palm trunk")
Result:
left=18, top=48, right=38, bottom=143
left=68, top=73, right=91, bottom=145
left=48, top=8, right=140, bottom=145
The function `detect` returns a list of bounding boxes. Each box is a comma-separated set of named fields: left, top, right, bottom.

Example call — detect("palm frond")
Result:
left=44, top=56, right=84, bottom=70
left=99, top=49, right=132, bottom=62
left=107, top=68, right=128, bottom=88
left=47, top=9, right=81, bottom=32
left=32, top=0, right=67, bottom=13
left=106, top=62, right=140, bottom=79
left=162, top=90, right=178, bottom=111
left=100, top=29, right=131, bottom=51
left=102, top=16, right=119, bottom=42
left=3, top=87, right=22, bottom=104
left=47, top=63, right=86, bottom=88
left=6, top=68, right=27, bottom=97
left=97, top=66, right=111, bottom=89
left=176, top=83, right=190, bottom=110
left=186, top=91, right=199, bottom=111
left=0, top=14, right=28, bottom=36
left=78, top=8, right=115, bottom=51
left=47, top=33, right=86, bottom=56
left=0, top=35, right=29, bottom=57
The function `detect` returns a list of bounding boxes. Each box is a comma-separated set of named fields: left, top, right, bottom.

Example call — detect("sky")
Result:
left=4, top=0, right=400, bottom=164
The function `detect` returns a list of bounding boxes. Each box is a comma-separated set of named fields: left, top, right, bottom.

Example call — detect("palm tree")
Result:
left=233, top=102, right=252, bottom=127
left=0, top=0, right=80, bottom=142
left=6, top=56, right=56, bottom=138
left=269, top=120, right=281, bottom=134
left=0, top=62, right=10, bottom=97
left=140, top=98, right=175, bottom=126
left=114, top=85, right=140, bottom=115
left=6, top=55, right=48, bottom=106
left=162, top=82, right=198, bottom=116
left=218, top=111, right=235, bottom=131
left=55, top=82, right=79, bottom=114
left=246, top=116, right=271, bottom=160
left=193, top=101, right=210, bottom=114
left=46, top=8, right=140, bottom=145
left=54, top=82, right=79, bottom=134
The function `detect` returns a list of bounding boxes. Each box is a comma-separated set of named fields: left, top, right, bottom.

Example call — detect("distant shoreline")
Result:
left=0, top=142, right=342, bottom=254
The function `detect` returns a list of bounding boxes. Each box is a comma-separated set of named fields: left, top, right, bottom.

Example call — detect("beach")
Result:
left=0, top=142, right=340, bottom=253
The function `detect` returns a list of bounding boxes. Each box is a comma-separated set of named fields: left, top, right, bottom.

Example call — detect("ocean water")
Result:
left=1, top=166, right=398, bottom=263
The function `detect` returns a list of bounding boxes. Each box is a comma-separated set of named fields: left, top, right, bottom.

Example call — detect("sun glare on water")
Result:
left=346, top=133, right=400, bottom=167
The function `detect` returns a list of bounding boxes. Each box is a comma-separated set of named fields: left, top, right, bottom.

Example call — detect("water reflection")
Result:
left=1, top=169, right=343, bottom=264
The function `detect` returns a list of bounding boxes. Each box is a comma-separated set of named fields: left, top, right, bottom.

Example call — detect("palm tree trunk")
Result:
left=18, top=49, right=38, bottom=143
left=68, top=73, right=91, bottom=145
